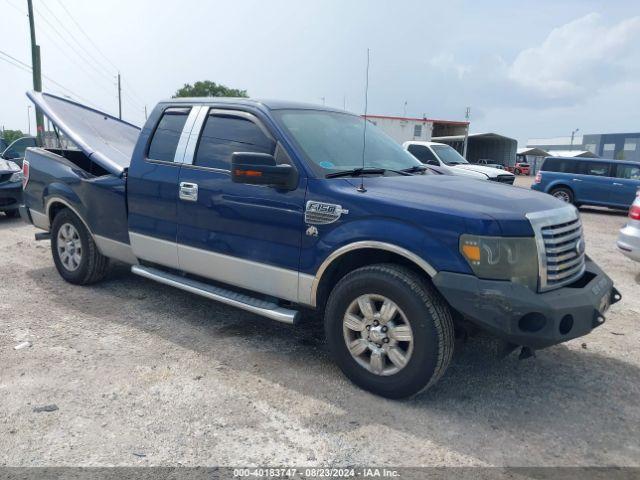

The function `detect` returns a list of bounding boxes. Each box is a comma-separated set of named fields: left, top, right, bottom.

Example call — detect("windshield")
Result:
left=273, top=110, right=422, bottom=176
left=431, top=145, right=469, bottom=166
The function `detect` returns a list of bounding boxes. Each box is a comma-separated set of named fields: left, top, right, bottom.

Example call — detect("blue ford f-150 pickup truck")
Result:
left=20, top=92, right=620, bottom=398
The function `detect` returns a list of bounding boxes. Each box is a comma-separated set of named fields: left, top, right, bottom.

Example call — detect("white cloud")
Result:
left=508, top=13, right=640, bottom=100
left=429, top=53, right=471, bottom=80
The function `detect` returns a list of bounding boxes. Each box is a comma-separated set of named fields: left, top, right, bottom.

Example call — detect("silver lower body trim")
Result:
left=131, top=265, right=299, bottom=324
left=177, top=242, right=300, bottom=303
left=128, top=232, right=314, bottom=305
left=29, top=208, right=50, bottom=230
left=94, top=235, right=138, bottom=265
left=129, top=232, right=179, bottom=269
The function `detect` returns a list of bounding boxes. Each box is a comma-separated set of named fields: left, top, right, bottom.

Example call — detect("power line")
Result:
left=5, top=2, right=124, bottom=107
left=0, top=53, right=32, bottom=74
left=0, top=49, right=103, bottom=110
left=50, top=0, right=148, bottom=109
left=38, top=1, right=116, bottom=80
left=52, top=0, right=119, bottom=72
left=3, top=0, right=25, bottom=15
left=3, top=0, right=146, bottom=118
left=32, top=4, right=116, bottom=89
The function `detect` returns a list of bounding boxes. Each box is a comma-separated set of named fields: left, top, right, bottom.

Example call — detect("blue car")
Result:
left=532, top=157, right=640, bottom=208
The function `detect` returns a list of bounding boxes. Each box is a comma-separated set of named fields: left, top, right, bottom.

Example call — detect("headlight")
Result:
left=9, top=171, right=23, bottom=183
left=460, top=234, right=538, bottom=290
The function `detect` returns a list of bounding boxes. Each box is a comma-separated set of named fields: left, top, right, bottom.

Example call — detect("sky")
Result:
left=1, top=0, right=639, bottom=146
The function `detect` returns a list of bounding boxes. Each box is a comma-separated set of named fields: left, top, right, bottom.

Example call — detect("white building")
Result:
left=364, top=114, right=468, bottom=145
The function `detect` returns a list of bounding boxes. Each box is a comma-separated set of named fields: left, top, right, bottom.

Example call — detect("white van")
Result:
left=403, top=141, right=515, bottom=184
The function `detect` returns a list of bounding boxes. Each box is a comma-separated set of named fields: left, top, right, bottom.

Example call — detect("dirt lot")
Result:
left=1, top=176, right=639, bottom=467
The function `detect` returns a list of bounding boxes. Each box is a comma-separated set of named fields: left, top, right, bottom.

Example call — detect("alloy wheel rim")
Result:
left=57, top=223, right=82, bottom=271
left=342, top=294, right=414, bottom=376
left=553, top=191, right=570, bottom=202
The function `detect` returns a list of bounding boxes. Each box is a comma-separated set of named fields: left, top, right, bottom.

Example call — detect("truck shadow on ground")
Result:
left=26, top=263, right=640, bottom=465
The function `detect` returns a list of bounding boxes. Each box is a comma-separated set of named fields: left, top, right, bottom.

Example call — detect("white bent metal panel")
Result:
left=26, top=91, right=141, bottom=176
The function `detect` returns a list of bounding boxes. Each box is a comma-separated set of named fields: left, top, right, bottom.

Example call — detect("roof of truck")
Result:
left=160, top=97, right=349, bottom=113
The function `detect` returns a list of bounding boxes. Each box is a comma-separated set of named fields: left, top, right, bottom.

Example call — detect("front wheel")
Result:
left=51, top=208, right=110, bottom=285
left=324, top=264, right=454, bottom=398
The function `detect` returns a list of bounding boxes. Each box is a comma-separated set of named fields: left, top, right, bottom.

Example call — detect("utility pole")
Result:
left=27, top=105, right=32, bottom=135
left=117, top=73, right=122, bottom=120
left=27, top=0, right=44, bottom=145
left=570, top=128, right=580, bottom=146
left=462, top=106, right=471, bottom=159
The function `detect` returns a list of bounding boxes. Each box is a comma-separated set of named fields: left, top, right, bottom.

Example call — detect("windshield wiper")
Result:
left=401, top=165, right=428, bottom=174
left=325, top=168, right=387, bottom=178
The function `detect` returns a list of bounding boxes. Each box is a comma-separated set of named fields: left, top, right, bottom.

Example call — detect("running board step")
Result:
left=131, top=265, right=299, bottom=325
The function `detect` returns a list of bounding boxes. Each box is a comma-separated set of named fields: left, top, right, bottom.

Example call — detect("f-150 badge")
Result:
left=305, top=201, right=349, bottom=225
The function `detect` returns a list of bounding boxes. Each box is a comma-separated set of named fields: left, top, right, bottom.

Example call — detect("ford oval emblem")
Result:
left=575, top=238, right=585, bottom=256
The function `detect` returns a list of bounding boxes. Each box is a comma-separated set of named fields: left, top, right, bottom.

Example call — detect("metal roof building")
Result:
left=432, top=132, right=518, bottom=168
left=363, top=114, right=469, bottom=145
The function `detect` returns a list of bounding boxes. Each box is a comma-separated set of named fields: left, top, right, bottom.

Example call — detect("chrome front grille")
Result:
left=526, top=206, right=586, bottom=291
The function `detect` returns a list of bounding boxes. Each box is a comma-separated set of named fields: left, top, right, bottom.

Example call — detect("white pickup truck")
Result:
left=403, top=141, right=515, bottom=184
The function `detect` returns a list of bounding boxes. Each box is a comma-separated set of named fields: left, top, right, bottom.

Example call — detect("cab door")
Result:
left=175, top=108, right=306, bottom=302
left=127, top=106, right=200, bottom=268
left=575, top=161, right=614, bottom=205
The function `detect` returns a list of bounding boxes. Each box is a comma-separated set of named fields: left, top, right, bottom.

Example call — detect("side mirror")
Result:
left=231, top=152, right=297, bottom=189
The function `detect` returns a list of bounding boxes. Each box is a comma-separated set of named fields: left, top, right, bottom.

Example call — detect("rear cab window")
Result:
left=147, top=107, right=191, bottom=162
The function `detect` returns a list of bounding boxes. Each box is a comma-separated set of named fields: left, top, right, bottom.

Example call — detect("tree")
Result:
left=173, top=81, right=248, bottom=98
left=1, top=129, right=25, bottom=145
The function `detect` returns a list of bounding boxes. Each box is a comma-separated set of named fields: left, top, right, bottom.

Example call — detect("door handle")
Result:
left=572, top=178, right=582, bottom=182
left=613, top=182, right=623, bottom=186
left=179, top=182, right=198, bottom=201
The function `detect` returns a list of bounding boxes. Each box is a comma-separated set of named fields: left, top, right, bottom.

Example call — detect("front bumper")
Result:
left=617, top=222, right=640, bottom=262
left=433, top=258, right=621, bottom=349
left=0, top=180, right=22, bottom=211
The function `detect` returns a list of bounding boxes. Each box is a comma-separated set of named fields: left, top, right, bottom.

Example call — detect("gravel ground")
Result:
left=1, top=177, right=639, bottom=467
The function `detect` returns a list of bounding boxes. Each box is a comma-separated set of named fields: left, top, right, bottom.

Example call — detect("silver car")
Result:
left=617, top=192, right=640, bottom=262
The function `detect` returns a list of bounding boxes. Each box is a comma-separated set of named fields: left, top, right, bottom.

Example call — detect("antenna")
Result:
left=358, top=48, right=370, bottom=193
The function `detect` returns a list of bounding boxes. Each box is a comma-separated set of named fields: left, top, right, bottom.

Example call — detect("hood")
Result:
left=445, top=165, right=486, bottom=179
left=0, top=159, right=20, bottom=174
left=454, top=164, right=514, bottom=177
left=344, top=174, right=565, bottom=236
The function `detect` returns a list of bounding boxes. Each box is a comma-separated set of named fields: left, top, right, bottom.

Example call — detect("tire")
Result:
left=4, top=210, right=20, bottom=218
left=514, top=168, right=521, bottom=175
left=324, top=264, right=454, bottom=398
left=550, top=187, right=574, bottom=204
left=50, top=208, right=109, bottom=285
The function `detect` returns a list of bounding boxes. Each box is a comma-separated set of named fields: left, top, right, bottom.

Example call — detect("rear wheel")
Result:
left=550, top=187, right=574, bottom=204
left=324, top=264, right=454, bottom=398
left=51, top=209, right=109, bottom=284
